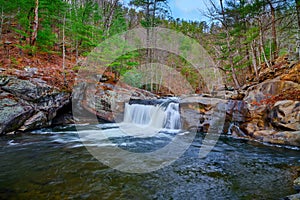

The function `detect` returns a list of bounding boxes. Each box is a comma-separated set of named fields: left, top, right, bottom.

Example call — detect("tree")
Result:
left=30, top=0, right=39, bottom=46
left=296, top=0, right=300, bottom=59
left=129, top=0, right=170, bottom=92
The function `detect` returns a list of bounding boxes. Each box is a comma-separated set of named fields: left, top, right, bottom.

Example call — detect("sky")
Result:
left=122, top=0, right=211, bottom=22
left=169, top=0, right=209, bottom=21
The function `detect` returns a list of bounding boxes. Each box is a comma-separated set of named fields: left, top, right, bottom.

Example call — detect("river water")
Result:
left=0, top=123, right=299, bottom=199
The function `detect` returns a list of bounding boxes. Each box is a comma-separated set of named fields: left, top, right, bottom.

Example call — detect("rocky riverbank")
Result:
left=0, top=76, right=71, bottom=134
left=0, top=57, right=299, bottom=198
left=1, top=57, right=299, bottom=146
left=73, top=57, right=299, bottom=147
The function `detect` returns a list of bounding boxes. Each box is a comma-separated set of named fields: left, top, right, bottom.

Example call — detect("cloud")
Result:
left=174, top=0, right=205, bottom=13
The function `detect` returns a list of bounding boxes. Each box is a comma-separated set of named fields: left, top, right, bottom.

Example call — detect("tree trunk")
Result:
left=62, top=14, right=67, bottom=88
left=250, top=41, right=259, bottom=80
left=268, top=0, right=277, bottom=59
left=220, top=0, right=240, bottom=89
left=296, top=0, right=300, bottom=59
left=0, top=7, right=3, bottom=41
left=258, top=17, right=271, bottom=68
left=30, top=0, right=39, bottom=46
left=103, top=0, right=119, bottom=36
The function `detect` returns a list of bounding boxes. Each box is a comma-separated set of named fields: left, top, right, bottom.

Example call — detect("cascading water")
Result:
left=227, top=122, right=247, bottom=137
left=123, top=101, right=181, bottom=130
left=123, top=103, right=166, bottom=129
left=164, top=103, right=181, bottom=129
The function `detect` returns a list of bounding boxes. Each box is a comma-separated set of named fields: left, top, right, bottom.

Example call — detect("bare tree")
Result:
left=267, top=0, right=278, bottom=59
left=30, top=0, right=39, bottom=46
left=0, top=7, right=3, bottom=40
left=296, top=0, right=300, bottom=59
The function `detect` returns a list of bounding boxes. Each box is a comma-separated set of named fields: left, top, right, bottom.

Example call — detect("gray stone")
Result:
left=0, top=97, right=33, bottom=134
left=0, top=76, right=70, bottom=134
left=1, top=78, right=50, bottom=101
left=75, top=82, right=157, bottom=122
left=19, top=111, right=48, bottom=131
left=294, top=177, right=300, bottom=192
left=284, top=193, right=300, bottom=200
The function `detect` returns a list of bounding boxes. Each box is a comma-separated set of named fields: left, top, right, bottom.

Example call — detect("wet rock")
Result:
left=252, top=130, right=300, bottom=146
left=0, top=100, right=33, bottom=134
left=226, top=100, right=249, bottom=122
left=52, top=112, right=74, bottom=126
left=179, top=97, right=248, bottom=134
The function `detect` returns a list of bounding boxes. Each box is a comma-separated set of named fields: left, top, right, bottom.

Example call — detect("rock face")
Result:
left=270, top=100, right=300, bottom=131
left=72, top=81, right=158, bottom=123
left=241, top=77, right=300, bottom=146
left=180, top=62, right=300, bottom=147
left=180, top=97, right=250, bottom=137
left=244, top=80, right=299, bottom=103
left=0, top=76, right=70, bottom=134
left=180, top=97, right=227, bottom=133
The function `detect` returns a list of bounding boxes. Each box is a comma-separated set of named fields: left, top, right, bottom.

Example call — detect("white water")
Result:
left=227, top=123, right=247, bottom=137
left=66, top=101, right=182, bottom=140
left=164, top=103, right=181, bottom=130
left=120, top=102, right=181, bottom=137
left=123, top=102, right=181, bottom=130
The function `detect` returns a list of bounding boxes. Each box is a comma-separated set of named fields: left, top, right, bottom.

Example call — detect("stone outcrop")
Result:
left=244, top=80, right=299, bottom=103
left=269, top=100, right=300, bottom=131
left=0, top=76, right=70, bottom=134
left=240, top=61, right=300, bottom=147
left=181, top=61, right=300, bottom=147
left=180, top=97, right=250, bottom=137
left=72, top=81, right=158, bottom=123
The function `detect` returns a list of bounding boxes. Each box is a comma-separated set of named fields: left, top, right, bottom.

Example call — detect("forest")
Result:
left=1, top=1, right=300, bottom=199
left=0, top=0, right=299, bottom=93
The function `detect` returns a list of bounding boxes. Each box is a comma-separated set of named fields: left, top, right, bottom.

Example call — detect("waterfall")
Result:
left=227, top=123, right=247, bottom=137
left=164, top=103, right=181, bottom=129
left=123, top=101, right=181, bottom=130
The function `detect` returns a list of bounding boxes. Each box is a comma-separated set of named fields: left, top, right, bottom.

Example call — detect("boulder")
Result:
left=73, top=81, right=158, bottom=122
left=179, top=97, right=250, bottom=134
left=284, top=193, right=300, bottom=200
left=0, top=92, right=33, bottom=134
left=0, top=76, right=70, bottom=134
left=1, top=76, right=53, bottom=101
left=252, top=130, right=300, bottom=146
left=269, top=100, right=300, bottom=131
left=240, top=100, right=300, bottom=146
left=180, top=97, right=226, bottom=132
left=19, top=111, right=48, bottom=131
left=294, top=177, right=300, bottom=192
left=244, top=80, right=300, bottom=104
left=281, top=62, right=300, bottom=84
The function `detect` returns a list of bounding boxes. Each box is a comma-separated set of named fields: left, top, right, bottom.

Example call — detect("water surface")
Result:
left=0, top=124, right=299, bottom=199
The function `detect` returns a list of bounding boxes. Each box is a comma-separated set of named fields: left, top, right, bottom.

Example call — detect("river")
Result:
left=0, top=123, right=299, bottom=199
